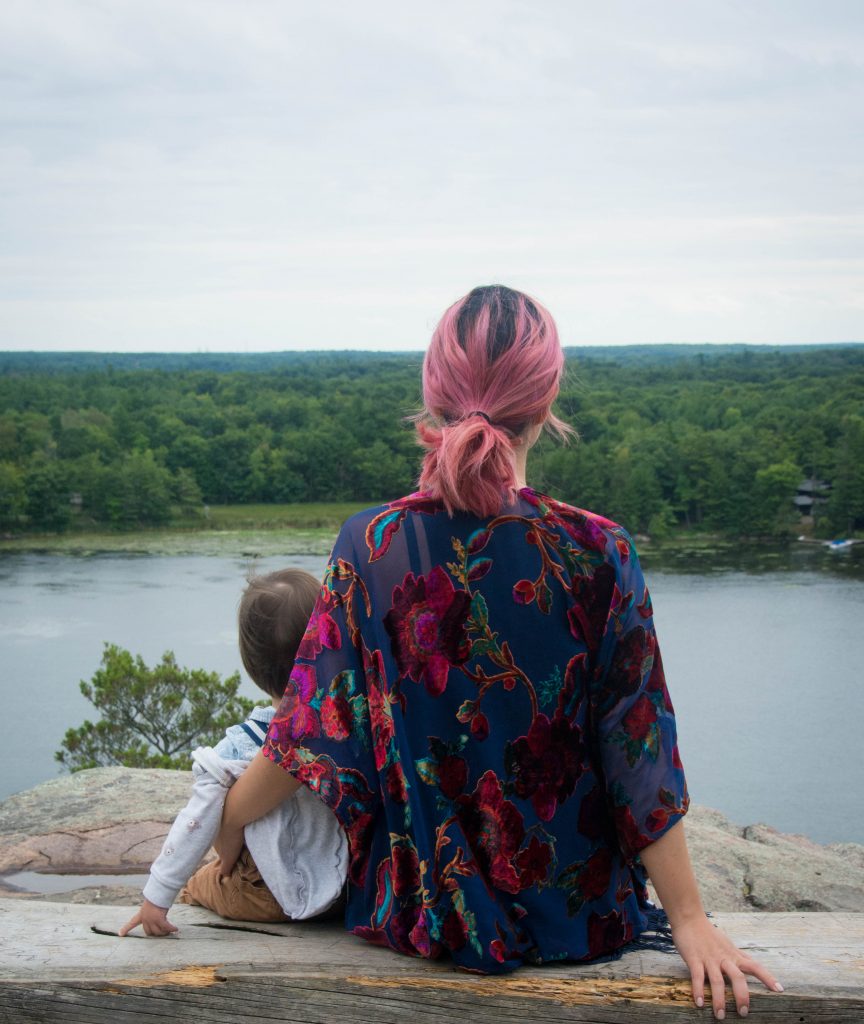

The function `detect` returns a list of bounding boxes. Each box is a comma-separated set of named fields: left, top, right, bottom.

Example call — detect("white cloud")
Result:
left=0, top=0, right=862, bottom=350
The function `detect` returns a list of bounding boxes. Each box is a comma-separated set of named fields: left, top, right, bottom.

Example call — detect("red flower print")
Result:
left=392, top=843, right=421, bottom=897
left=612, top=802, right=645, bottom=861
left=345, top=811, right=376, bottom=887
left=644, top=646, right=674, bottom=712
left=456, top=770, right=525, bottom=894
left=505, top=712, right=585, bottom=821
left=386, top=761, right=409, bottom=803
left=320, top=693, right=352, bottom=741
left=606, top=626, right=654, bottom=702
left=384, top=566, right=471, bottom=697
left=352, top=924, right=391, bottom=947
left=587, top=909, right=629, bottom=959
left=408, top=908, right=436, bottom=958
left=441, top=907, right=468, bottom=952
left=285, top=752, right=343, bottom=809
left=389, top=902, right=424, bottom=955
left=470, top=712, right=490, bottom=740
left=466, top=528, right=492, bottom=555
left=297, top=599, right=342, bottom=659
left=522, top=490, right=609, bottom=553
left=646, top=807, right=671, bottom=833
left=438, top=754, right=468, bottom=799
left=567, top=563, right=615, bottom=655
left=578, top=848, right=614, bottom=902
left=364, top=646, right=395, bottom=771
left=515, top=835, right=553, bottom=889
left=622, top=694, right=657, bottom=742
left=490, top=938, right=508, bottom=963
left=272, top=663, right=320, bottom=742
left=365, top=493, right=441, bottom=562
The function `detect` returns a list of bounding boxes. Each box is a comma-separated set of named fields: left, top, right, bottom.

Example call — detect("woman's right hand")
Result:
left=215, top=749, right=302, bottom=875
left=214, top=819, right=245, bottom=877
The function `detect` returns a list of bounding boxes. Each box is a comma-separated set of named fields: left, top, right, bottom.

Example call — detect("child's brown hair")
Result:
left=238, top=568, right=321, bottom=700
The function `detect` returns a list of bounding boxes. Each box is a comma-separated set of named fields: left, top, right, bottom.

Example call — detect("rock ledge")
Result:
left=1, top=767, right=861, bottom=912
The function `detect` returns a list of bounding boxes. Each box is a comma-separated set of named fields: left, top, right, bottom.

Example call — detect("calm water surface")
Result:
left=1, top=548, right=861, bottom=845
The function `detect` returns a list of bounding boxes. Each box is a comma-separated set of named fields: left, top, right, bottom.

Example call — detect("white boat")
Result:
left=825, top=539, right=855, bottom=551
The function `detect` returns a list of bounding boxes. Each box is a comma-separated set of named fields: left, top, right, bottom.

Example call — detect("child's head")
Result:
left=238, top=568, right=321, bottom=702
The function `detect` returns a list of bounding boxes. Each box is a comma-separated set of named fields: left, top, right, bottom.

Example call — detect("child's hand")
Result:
left=118, top=898, right=178, bottom=937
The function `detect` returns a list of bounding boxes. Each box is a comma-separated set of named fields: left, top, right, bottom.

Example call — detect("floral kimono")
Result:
left=263, top=487, right=689, bottom=974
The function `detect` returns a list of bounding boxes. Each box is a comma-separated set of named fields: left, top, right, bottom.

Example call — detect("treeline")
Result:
left=0, top=346, right=862, bottom=537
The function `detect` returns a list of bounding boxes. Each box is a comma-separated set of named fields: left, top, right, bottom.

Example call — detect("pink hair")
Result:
left=417, top=285, right=573, bottom=517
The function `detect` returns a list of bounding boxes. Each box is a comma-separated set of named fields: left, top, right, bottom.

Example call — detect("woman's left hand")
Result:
left=671, top=913, right=783, bottom=1018
left=639, top=821, right=783, bottom=1018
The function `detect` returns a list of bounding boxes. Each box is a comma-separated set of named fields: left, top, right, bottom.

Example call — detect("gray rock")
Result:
left=0, top=767, right=191, bottom=874
left=1, top=768, right=862, bottom=912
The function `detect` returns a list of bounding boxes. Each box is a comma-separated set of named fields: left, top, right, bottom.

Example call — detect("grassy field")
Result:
left=201, top=502, right=370, bottom=531
left=0, top=503, right=371, bottom=556
left=2, top=502, right=846, bottom=566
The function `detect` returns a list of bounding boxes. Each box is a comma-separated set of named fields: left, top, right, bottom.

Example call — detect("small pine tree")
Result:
left=56, top=644, right=255, bottom=772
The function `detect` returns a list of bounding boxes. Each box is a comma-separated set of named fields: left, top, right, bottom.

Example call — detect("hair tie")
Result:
left=468, top=410, right=493, bottom=424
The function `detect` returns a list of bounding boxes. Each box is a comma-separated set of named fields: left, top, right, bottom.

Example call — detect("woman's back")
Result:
left=264, top=486, right=688, bottom=972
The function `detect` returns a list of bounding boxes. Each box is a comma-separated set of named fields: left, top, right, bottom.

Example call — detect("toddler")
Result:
left=120, top=568, right=347, bottom=937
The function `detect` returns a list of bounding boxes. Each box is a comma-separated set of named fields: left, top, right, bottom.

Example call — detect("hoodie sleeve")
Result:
left=142, top=762, right=235, bottom=909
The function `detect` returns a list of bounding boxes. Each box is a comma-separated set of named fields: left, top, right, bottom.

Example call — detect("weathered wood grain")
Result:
left=1, top=900, right=861, bottom=1022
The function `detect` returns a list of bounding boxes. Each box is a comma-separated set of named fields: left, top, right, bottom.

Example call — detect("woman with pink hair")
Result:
left=218, top=285, right=781, bottom=1017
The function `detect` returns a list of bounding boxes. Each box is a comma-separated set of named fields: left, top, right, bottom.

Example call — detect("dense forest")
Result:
left=1, top=345, right=862, bottom=538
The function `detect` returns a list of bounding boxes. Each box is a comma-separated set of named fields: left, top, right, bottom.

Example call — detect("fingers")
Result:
left=690, top=961, right=706, bottom=1009
left=740, top=955, right=784, bottom=994
left=142, top=918, right=178, bottom=937
left=696, top=956, right=783, bottom=1018
left=117, top=912, right=141, bottom=937
left=707, top=963, right=727, bottom=1019
left=722, top=959, right=750, bottom=1017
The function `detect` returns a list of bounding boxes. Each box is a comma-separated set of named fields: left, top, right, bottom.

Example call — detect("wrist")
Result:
left=664, top=901, right=707, bottom=930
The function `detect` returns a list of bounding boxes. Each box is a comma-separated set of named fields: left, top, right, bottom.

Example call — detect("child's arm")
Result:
left=120, top=763, right=235, bottom=936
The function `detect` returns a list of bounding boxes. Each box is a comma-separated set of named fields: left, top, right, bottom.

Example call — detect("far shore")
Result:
left=1, top=502, right=860, bottom=563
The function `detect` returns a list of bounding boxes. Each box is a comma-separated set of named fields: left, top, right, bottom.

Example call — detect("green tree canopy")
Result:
left=56, top=644, right=254, bottom=772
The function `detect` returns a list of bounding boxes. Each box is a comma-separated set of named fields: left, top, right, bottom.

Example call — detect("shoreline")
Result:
left=2, top=524, right=861, bottom=574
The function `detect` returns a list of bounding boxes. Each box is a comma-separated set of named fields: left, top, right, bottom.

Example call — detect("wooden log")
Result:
left=0, top=899, right=862, bottom=1022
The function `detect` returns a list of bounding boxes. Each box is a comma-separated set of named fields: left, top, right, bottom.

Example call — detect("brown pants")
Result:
left=179, top=848, right=347, bottom=923
left=178, top=847, right=289, bottom=923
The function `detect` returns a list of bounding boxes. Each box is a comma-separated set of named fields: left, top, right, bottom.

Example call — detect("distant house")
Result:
left=794, top=478, right=830, bottom=517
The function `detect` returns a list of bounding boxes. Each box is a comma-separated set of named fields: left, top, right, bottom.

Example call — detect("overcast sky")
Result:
left=1, top=1, right=862, bottom=352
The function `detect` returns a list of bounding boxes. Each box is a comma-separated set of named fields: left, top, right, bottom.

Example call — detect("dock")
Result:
left=1, top=899, right=862, bottom=1021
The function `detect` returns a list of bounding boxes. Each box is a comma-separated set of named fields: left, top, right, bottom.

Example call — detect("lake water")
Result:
left=1, top=547, right=862, bottom=845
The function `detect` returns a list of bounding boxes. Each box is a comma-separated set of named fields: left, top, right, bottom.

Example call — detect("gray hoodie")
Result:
left=142, top=705, right=347, bottom=919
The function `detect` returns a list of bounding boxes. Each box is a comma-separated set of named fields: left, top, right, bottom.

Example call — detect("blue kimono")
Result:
left=263, top=488, right=689, bottom=973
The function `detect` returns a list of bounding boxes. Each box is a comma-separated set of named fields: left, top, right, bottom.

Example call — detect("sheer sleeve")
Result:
left=262, top=523, right=380, bottom=886
left=591, top=532, right=689, bottom=865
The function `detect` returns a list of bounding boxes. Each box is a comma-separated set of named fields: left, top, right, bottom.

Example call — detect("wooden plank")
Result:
left=3, top=978, right=864, bottom=1024
left=1, top=900, right=862, bottom=1022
